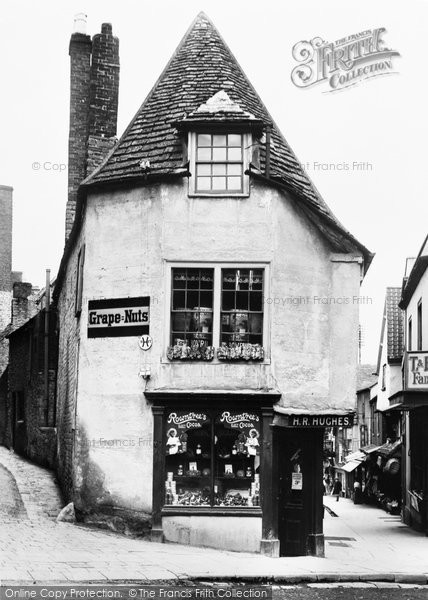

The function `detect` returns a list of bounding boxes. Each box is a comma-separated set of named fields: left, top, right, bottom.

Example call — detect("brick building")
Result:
left=53, top=13, right=373, bottom=556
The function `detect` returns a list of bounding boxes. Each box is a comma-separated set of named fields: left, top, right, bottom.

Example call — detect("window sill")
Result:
left=188, top=192, right=249, bottom=199
left=162, top=506, right=262, bottom=517
left=160, top=356, right=271, bottom=365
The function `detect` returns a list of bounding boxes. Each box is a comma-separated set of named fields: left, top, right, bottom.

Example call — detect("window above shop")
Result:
left=167, top=264, right=267, bottom=361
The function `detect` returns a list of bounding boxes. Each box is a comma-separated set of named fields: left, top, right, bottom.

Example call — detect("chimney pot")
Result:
left=73, top=13, right=88, bottom=34
left=101, top=23, right=113, bottom=35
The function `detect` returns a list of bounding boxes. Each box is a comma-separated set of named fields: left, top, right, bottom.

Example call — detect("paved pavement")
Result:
left=1, top=446, right=428, bottom=585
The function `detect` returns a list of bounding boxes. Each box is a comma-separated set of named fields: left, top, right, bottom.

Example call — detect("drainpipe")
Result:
left=44, top=269, right=50, bottom=426
left=265, top=124, right=272, bottom=178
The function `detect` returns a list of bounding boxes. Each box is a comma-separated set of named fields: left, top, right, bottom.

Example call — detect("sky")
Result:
left=0, top=0, right=427, bottom=364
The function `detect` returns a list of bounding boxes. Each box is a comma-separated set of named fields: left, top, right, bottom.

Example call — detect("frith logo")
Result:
left=291, top=28, right=400, bottom=92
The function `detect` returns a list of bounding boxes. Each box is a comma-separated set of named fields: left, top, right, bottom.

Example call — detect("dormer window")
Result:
left=174, top=90, right=263, bottom=198
left=195, top=134, right=244, bottom=193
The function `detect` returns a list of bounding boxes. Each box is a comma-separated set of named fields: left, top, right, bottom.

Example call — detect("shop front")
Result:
left=149, top=395, right=352, bottom=557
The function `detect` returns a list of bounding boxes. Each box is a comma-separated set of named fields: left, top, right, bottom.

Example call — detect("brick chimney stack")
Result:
left=66, top=16, right=120, bottom=241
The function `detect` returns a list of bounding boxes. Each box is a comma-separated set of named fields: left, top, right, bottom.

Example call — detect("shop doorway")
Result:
left=277, top=427, right=324, bottom=556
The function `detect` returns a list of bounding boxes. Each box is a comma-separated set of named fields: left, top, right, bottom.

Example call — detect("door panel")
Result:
left=278, top=429, right=309, bottom=556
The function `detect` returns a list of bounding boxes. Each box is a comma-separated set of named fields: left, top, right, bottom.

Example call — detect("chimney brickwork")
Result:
left=66, top=21, right=120, bottom=241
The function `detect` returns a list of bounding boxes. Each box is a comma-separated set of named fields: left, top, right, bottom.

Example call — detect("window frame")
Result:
left=164, top=262, right=270, bottom=362
left=408, top=316, right=413, bottom=352
left=188, top=132, right=252, bottom=197
left=162, top=407, right=262, bottom=513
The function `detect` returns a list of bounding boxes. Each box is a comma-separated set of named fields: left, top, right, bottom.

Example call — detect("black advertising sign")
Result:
left=288, top=414, right=353, bottom=428
left=87, top=297, right=150, bottom=338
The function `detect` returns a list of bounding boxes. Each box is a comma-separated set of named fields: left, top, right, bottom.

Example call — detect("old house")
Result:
left=53, top=13, right=373, bottom=556
left=397, top=236, right=428, bottom=532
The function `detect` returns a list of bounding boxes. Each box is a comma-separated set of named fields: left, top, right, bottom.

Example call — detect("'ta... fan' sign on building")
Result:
left=53, top=12, right=372, bottom=557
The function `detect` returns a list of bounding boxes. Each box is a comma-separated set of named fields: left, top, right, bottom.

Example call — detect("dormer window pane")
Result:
left=213, top=134, right=227, bottom=146
left=228, top=134, right=242, bottom=146
left=198, top=134, right=211, bottom=147
left=213, top=177, right=227, bottom=190
left=213, top=148, right=227, bottom=162
left=227, top=177, right=241, bottom=190
left=197, top=147, right=211, bottom=161
left=228, top=147, right=242, bottom=161
left=213, top=164, right=227, bottom=175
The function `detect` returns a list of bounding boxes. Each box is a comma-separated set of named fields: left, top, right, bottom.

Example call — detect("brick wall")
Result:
left=7, top=310, right=58, bottom=468
left=56, top=229, right=83, bottom=501
left=0, top=185, right=13, bottom=378
left=66, top=24, right=119, bottom=241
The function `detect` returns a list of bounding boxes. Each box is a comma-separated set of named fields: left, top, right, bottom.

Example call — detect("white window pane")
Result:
left=212, top=176, right=227, bottom=190
left=197, top=164, right=211, bottom=176
left=228, top=134, right=242, bottom=147
left=212, top=148, right=227, bottom=161
left=213, top=134, right=227, bottom=146
left=227, top=177, right=242, bottom=191
left=228, top=147, right=242, bottom=161
left=213, top=163, right=227, bottom=175
left=197, top=147, right=211, bottom=161
left=227, top=164, right=242, bottom=176
left=198, top=134, right=211, bottom=147
left=197, top=177, right=212, bottom=191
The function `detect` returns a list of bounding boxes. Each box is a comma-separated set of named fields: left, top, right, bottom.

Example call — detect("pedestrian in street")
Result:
left=332, top=476, right=342, bottom=502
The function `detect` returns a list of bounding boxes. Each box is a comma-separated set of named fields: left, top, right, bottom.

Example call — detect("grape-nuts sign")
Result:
left=88, top=296, right=149, bottom=338
left=291, top=28, right=400, bottom=93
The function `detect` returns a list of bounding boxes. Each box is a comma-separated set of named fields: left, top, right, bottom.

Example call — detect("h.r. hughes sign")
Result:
left=88, top=296, right=150, bottom=338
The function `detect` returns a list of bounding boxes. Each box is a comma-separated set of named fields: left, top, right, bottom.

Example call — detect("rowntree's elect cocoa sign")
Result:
left=88, top=296, right=150, bottom=338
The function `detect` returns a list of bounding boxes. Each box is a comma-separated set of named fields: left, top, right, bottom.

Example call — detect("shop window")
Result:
left=170, top=268, right=214, bottom=346
left=221, top=268, right=263, bottom=346
left=164, top=409, right=261, bottom=508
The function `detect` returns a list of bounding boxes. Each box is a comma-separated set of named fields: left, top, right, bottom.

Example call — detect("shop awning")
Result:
left=345, top=451, right=366, bottom=462
left=376, top=440, right=402, bottom=457
left=339, top=460, right=362, bottom=473
left=361, top=444, right=382, bottom=454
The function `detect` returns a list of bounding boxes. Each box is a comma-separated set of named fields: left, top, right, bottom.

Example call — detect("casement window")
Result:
left=164, top=409, right=261, bottom=508
left=171, top=268, right=214, bottom=346
left=169, top=265, right=266, bottom=350
left=417, top=300, right=422, bottom=351
left=189, top=133, right=251, bottom=196
left=75, top=245, right=85, bottom=317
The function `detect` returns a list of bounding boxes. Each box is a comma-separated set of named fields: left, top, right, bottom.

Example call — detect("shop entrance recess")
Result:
left=276, top=427, right=324, bottom=556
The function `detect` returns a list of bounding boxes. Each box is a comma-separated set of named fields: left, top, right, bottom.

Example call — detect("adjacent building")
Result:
left=397, top=236, right=428, bottom=532
left=52, top=12, right=373, bottom=556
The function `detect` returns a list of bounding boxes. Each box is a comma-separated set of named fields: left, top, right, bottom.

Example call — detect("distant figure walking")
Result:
left=332, top=476, right=342, bottom=502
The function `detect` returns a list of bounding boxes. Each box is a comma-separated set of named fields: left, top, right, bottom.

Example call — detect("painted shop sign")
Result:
left=167, top=411, right=208, bottom=430
left=219, top=411, right=260, bottom=431
left=406, top=352, right=428, bottom=390
left=288, top=414, right=353, bottom=427
left=87, top=296, right=150, bottom=338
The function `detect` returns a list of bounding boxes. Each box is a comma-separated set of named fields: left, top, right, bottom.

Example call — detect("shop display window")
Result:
left=164, top=409, right=261, bottom=508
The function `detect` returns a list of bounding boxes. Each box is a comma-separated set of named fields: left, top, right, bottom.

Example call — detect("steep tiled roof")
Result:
left=386, top=287, right=404, bottom=361
left=82, top=13, right=372, bottom=265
